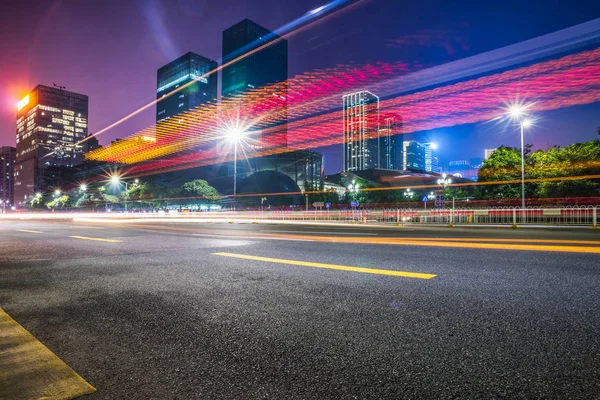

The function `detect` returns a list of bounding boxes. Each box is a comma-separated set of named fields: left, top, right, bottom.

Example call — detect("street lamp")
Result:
left=80, top=184, right=87, bottom=192
left=403, top=188, right=413, bottom=200
left=347, top=179, right=360, bottom=220
left=226, top=128, right=246, bottom=198
left=54, top=189, right=61, bottom=197
left=438, top=173, right=454, bottom=226
left=347, top=180, right=360, bottom=197
left=507, top=103, right=534, bottom=210
left=437, top=173, right=452, bottom=189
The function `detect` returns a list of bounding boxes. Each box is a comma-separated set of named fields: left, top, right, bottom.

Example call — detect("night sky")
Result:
left=1, top=0, right=599, bottom=174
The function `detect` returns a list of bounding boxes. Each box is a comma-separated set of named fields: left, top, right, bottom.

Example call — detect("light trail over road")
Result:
left=1, top=219, right=599, bottom=398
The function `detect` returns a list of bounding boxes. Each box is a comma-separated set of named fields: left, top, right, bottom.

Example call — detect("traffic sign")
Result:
left=434, top=195, right=445, bottom=207
left=351, top=200, right=359, bottom=207
left=421, top=195, right=428, bottom=202
left=325, top=202, right=331, bottom=209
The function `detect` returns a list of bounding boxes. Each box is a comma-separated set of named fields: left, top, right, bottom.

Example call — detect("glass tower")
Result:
left=156, top=52, right=218, bottom=142
left=222, top=19, right=288, bottom=148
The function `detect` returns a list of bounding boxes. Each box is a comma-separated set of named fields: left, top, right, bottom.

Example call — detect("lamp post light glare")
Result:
left=437, top=174, right=452, bottom=188
left=54, top=189, right=61, bottom=197
left=506, top=102, right=534, bottom=210
left=403, top=188, right=413, bottom=199
left=347, top=180, right=360, bottom=195
left=80, top=184, right=87, bottom=192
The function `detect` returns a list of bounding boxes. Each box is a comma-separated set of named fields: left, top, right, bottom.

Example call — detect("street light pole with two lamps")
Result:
left=111, top=176, right=139, bottom=212
left=437, top=173, right=453, bottom=226
left=508, top=104, right=533, bottom=210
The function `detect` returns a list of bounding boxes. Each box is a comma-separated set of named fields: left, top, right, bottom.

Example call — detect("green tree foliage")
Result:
left=477, top=146, right=524, bottom=200
left=179, top=179, right=220, bottom=199
left=177, top=179, right=221, bottom=208
left=476, top=140, right=600, bottom=200
left=45, top=195, right=70, bottom=209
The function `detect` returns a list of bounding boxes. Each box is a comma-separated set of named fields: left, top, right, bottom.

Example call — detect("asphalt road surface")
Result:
left=1, top=219, right=600, bottom=399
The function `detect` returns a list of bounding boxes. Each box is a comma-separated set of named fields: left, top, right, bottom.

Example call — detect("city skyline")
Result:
left=1, top=1, right=599, bottom=176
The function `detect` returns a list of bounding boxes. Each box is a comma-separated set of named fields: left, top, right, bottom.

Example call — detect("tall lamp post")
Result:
left=437, top=174, right=453, bottom=226
left=508, top=105, right=533, bottom=210
left=111, top=176, right=139, bottom=212
left=347, top=180, right=360, bottom=220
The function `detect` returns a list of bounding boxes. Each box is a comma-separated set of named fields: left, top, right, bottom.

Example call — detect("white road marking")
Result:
left=192, top=233, right=314, bottom=242
left=259, top=230, right=378, bottom=236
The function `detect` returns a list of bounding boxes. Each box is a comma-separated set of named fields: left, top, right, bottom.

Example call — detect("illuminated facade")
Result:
left=14, top=85, right=88, bottom=207
left=156, top=52, right=218, bottom=128
left=343, top=91, right=380, bottom=172
left=222, top=19, right=288, bottom=147
left=0, top=146, right=16, bottom=207
left=378, top=115, right=401, bottom=170
left=403, top=141, right=426, bottom=171
left=423, top=142, right=439, bottom=172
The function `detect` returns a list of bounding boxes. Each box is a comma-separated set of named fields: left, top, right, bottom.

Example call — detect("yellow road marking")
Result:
left=17, top=229, right=43, bottom=234
left=212, top=252, right=437, bottom=279
left=69, top=235, right=122, bottom=243
left=384, top=237, right=600, bottom=245
left=287, top=236, right=600, bottom=254
left=0, top=307, right=96, bottom=399
left=78, top=222, right=600, bottom=253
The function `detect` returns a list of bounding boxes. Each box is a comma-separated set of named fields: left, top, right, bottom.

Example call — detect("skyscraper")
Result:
left=423, top=142, right=439, bottom=173
left=403, top=141, right=426, bottom=171
left=222, top=19, right=288, bottom=97
left=378, top=115, right=401, bottom=170
left=14, top=85, right=88, bottom=207
left=222, top=19, right=288, bottom=147
left=156, top=52, right=218, bottom=127
left=343, top=90, right=380, bottom=171
left=0, top=146, right=16, bottom=207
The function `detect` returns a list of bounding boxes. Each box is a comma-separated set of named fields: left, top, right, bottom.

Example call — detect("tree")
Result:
left=45, top=195, right=70, bottom=209
left=477, top=140, right=600, bottom=202
left=179, top=179, right=220, bottom=199
left=476, top=146, right=523, bottom=200
left=177, top=179, right=220, bottom=209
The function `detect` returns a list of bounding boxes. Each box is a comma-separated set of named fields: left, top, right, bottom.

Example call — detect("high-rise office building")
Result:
left=343, top=90, right=380, bottom=172
left=222, top=19, right=288, bottom=97
left=404, top=141, right=426, bottom=171
left=423, top=142, right=439, bottom=173
left=156, top=52, right=218, bottom=127
left=222, top=19, right=288, bottom=147
left=14, top=85, right=88, bottom=207
left=0, top=146, right=16, bottom=207
left=378, top=115, right=401, bottom=170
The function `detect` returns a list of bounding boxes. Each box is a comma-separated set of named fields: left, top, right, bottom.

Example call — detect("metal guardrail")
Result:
left=180, top=206, right=599, bottom=227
